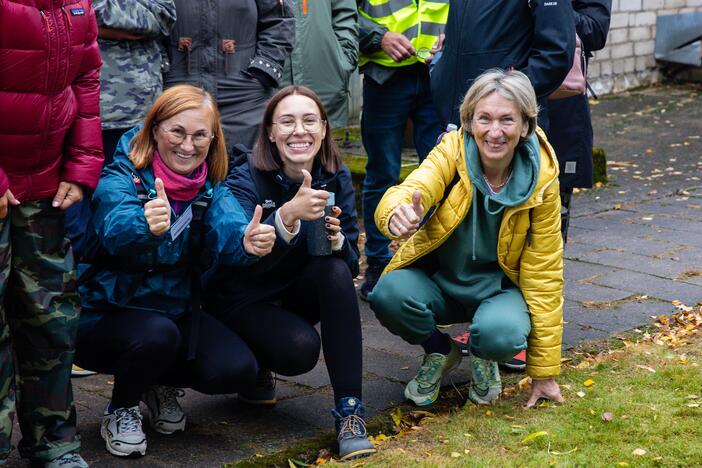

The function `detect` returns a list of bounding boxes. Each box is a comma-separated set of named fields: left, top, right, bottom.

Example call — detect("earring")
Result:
left=269, top=135, right=275, bottom=142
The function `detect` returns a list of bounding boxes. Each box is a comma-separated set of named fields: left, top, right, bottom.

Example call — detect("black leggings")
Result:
left=218, top=257, right=363, bottom=401
left=75, top=309, right=258, bottom=408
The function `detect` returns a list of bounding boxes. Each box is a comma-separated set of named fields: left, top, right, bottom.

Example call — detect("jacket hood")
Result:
left=465, top=132, right=541, bottom=213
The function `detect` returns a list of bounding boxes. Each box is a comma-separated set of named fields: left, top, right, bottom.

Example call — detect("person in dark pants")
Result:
left=206, top=86, right=376, bottom=462
left=547, top=0, right=612, bottom=242
left=75, top=85, right=276, bottom=458
left=430, top=0, right=576, bottom=132
left=356, top=1, right=448, bottom=300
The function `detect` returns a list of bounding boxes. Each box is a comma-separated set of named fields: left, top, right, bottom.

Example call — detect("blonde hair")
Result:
left=459, top=69, right=539, bottom=143
left=129, top=84, right=228, bottom=183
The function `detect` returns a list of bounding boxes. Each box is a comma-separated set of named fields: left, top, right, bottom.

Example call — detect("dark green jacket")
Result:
left=280, top=0, right=358, bottom=128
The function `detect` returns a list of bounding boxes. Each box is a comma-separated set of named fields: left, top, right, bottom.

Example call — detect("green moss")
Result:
left=593, top=146, right=607, bottom=184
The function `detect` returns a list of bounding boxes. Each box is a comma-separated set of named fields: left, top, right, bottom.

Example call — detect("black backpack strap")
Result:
left=185, top=188, right=212, bottom=361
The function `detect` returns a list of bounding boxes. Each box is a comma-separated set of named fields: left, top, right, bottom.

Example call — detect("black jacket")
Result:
left=547, top=0, right=611, bottom=189
left=431, top=0, right=575, bottom=127
left=206, top=155, right=360, bottom=312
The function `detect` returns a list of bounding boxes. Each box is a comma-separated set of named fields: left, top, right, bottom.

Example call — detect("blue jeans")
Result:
left=361, top=65, right=442, bottom=266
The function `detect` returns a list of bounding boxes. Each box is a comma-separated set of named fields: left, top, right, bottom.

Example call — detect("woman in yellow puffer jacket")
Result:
left=370, top=69, right=564, bottom=409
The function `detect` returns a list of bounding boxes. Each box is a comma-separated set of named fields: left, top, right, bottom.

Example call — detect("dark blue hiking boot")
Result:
left=332, top=397, right=377, bottom=461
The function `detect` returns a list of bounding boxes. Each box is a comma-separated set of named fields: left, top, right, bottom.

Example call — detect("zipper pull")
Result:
left=40, top=10, right=52, bottom=33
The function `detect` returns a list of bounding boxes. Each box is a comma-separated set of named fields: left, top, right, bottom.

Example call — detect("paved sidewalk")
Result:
left=8, top=84, right=702, bottom=467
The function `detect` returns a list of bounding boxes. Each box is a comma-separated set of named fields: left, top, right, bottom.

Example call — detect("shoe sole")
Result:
left=100, top=426, right=146, bottom=457
left=238, top=395, right=277, bottom=407
left=142, top=405, right=186, bottom=435
left=338, top=448, right=378, bottom=462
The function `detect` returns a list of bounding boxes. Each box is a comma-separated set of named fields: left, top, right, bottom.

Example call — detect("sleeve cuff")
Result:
left=332, top=232, right=345, bottom=252
left=274, top=209, right=300, bottom=244
left=247, top=56, right=283, bottom=85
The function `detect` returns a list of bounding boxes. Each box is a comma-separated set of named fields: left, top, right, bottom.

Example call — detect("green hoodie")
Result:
left=431, top=132, right=541, bottom=307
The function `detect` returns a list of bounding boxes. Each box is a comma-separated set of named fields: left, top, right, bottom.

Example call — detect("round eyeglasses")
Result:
left=272, top=116, right=324, bottom=135
left=157, top=125, right=214, bottom=148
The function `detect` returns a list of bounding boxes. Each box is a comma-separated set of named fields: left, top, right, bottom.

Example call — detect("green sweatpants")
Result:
left=370, top=268, right=531, bottom=362
left=0, top=200, right=80, bottom=463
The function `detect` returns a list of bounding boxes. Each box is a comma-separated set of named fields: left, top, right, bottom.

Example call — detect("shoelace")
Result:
left=415, top=353, right=445, bottom=387
left=338, top=414, right=367, bottom=440
left=115, top=407, right=143, bottom=434
left=156, top=387, right=185, bottom=415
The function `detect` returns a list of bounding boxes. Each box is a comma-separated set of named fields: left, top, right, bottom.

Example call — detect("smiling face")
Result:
left=153, top=107, right=214, bottom=175
left=269, top=94, right=326, bottom=176
left=470, top=92, right=528, bottom=166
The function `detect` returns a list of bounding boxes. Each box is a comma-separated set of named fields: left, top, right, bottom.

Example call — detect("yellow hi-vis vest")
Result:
left=358, top=0, right=449, bottom=68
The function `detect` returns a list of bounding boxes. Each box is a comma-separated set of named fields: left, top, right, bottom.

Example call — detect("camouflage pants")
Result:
left=0, top=200, right=80, bottom=463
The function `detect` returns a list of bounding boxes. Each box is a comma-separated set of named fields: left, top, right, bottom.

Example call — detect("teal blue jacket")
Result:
left=79, top=128, right=255, bottom=321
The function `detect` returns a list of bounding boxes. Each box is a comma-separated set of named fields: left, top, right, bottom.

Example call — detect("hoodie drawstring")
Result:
left=471, top=187, right=477, bottom=261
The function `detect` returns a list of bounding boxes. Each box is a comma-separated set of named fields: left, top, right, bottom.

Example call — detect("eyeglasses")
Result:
left=157, top=125, right=214, bottom=148
left=272, top=116, right=324, bottom=135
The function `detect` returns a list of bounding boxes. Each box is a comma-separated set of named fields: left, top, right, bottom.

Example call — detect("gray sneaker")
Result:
left=101, top=405, right=147, bottom=457
left=44, top=451, right=88, bottom=468
left=404, top=340, right=462, bottom=406
left=467, top=352, right=501, bottom=404
left=142, top=386, right=186, bottom=434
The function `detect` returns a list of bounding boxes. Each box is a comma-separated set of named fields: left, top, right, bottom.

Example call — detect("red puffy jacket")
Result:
left=0, top=0, right=103, bottom=201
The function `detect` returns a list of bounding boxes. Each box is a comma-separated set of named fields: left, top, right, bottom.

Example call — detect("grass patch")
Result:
left=364, top=310, right=702, bottom=467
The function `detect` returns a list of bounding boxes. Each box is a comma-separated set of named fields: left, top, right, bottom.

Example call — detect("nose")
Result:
left=292, top=119, right=306, bottom=135
left=179, top=135, right=196, bottom=151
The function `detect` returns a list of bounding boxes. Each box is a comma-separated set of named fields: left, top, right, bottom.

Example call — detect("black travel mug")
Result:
left=307, top=192, right=335, bottom=256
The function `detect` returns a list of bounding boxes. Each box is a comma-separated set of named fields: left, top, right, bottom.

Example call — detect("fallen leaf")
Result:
left=687, top=394, right=700, bottom=399
left=686, top=403, right=700, bottom=408
left=583, top=379, right=595, bottom=387
left=521, top=431, right=548, bottom=445
left=450, top=452, right=461, bottom=458
left=632, top=448, right=647, bottom=456
left=577, top=391, right=586, bottom=398
left=601, top=412, right=614, bottom=422
left=637, top=364, right=656, bottom=373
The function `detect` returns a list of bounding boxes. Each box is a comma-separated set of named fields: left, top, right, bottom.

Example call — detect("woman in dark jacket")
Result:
left=75, top=85, right=275, bottom=458
left=547, top=0, right=611, bottom=241
left=207, top=86, right=375, bottom=462
left=163, top=0, right=295, bottom=151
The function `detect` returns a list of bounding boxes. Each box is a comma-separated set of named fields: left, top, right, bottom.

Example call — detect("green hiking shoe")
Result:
left=467, top=352, right=501, bottom=405
left=405, top=340, right=462, bottom=406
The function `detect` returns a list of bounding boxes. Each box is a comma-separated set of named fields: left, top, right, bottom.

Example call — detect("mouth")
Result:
left=174, top=151, right=197, bottom=160
left=287, top=141, right=312, bottom=152
left=485, top=140, right=506, bottom=151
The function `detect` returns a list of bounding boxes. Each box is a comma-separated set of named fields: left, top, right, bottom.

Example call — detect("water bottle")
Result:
left=306, top=192, right=335, bottom=256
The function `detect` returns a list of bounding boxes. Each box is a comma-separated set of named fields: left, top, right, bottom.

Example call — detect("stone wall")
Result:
left=589, top=0, right=702, bottom=95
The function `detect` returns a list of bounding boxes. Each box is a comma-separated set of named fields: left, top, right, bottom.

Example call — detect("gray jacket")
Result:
left=163, top=0, right=295, bottom=151
left=280, top=0, right=358, bottom=129
left=94, top=0, right=177, bottom=130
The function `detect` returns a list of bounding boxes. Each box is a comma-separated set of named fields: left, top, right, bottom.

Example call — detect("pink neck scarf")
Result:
left=152, top=151, right=208, bottom=201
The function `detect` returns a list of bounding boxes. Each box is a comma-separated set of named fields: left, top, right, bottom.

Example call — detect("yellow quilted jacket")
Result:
left=375, top=128, right=564, bottom=379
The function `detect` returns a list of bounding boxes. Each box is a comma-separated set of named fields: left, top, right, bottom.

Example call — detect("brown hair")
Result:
left=129, top=84, right=228, bottom=183
left=252, top=85, right=342, bottom=173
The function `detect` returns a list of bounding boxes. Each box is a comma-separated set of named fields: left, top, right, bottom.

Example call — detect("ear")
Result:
left=520, top=122, right=529, bottom=138
left=321, top=122, right=327, bottom=140
left=269, top=134, right=275, bottom=142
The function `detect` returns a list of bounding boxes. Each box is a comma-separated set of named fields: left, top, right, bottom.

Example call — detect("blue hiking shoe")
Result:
left=332, top=397, right=377, bottom=461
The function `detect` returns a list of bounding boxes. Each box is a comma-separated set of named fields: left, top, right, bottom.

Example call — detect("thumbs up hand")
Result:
left=278, top=168, right=330, bottom=228
left=389, top=190, right=425, bottom=239
left=144, top=178, right=172, bottom=236
left=243, top=204, right=276, bottom=256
